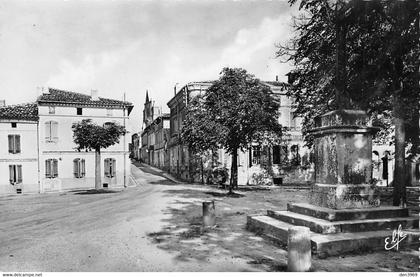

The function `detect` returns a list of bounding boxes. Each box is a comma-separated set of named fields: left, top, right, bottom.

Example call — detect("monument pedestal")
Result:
left=310, top=183, right=380, bottom=209
left=247, top=109, right=419, bottom=256
left=308, top=110, right=380, bottom=209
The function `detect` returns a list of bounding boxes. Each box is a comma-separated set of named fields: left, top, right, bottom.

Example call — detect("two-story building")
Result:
left=0, top=88, right=133, bottom=195
left=0, top=103, right=39, bottom=195
left=37, top=88, right=133, bottom=192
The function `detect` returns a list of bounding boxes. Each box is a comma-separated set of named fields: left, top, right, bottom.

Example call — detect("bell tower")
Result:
left=143, top=90, right=154, bottom=127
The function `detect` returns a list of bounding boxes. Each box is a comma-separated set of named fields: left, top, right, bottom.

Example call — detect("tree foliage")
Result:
left=278, top=0, right=419, bottom=206
left=278, top=0, right=419, bottom=151
left=72, top=119, right=127, bottom=152
left=181, top=67, right=284, bottom=193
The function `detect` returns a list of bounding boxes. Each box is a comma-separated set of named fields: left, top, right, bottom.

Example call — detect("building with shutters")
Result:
left=0, top=103, right=39, bottom=194
left=0, top=88, right=133, bottom=195
left=166, top=80, right=312, bottom=185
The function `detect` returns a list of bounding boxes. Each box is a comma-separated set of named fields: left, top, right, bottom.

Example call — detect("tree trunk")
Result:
left=393, top=95, right=406, bottom=207
left=229, top=148, right=238, bottom=194
left=95, top=148, right=102, bottom=190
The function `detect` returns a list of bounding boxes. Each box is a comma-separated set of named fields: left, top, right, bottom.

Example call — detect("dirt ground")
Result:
left=0, top=163, right=418, bottom=272
left=142, top=166, right=419, bottom=272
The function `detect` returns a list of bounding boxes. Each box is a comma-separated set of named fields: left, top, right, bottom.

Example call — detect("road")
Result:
left=0, top=163, right=256, bottom=272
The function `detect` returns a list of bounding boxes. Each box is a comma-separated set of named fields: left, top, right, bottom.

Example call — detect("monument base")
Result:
left=309, top=183, right=380, bottom=209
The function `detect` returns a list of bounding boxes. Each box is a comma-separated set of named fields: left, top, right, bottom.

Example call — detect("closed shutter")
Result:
left=9, top=165, right=14, bottom=184
left=8, top=135, right=13, bottom=153
left=15, top=135, right=21, bottom=153
left=111, top=159, right=116, bottom=177
left=53, top=159, right=58, bottom=177
left=17, top=165, right=22, bottom=183
left=73, top=159, right=79, bottom=178
left=104, top=159, right=110, bottom=177
left=81, top=159, right=86, bottom=177
left=45, top=160, right=51, bottom=178
left=51, top=122, right=58, bottom=140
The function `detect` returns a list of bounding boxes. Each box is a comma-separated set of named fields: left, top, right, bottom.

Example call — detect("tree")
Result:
left=72, top=119, right=127, bottom=190
left=278, top=0, right=419, bottom=206
left=181, top=68, right=284, bottom=194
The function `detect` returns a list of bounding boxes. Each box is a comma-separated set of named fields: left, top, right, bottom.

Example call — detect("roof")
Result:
left=38, top=88, right=134, bottom=115
left=0, top=103, right=38, bottom=121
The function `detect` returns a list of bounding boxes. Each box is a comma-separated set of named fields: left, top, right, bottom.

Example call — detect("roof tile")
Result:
left=0, top=103, right=38, bottom=121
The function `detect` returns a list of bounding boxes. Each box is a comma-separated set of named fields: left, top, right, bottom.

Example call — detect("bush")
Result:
left=212, top=167, right=229, bottom=185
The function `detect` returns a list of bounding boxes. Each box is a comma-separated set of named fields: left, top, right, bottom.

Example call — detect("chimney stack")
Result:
left=276, top=75, right=279, bottom=82
left=91, top=89, right=99, bottom=101
left=37, top=86, right=49, bottom=96
left=0, top=100, right=5, bottom=107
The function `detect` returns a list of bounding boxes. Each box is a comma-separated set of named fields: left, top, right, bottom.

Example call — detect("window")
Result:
left=106, top=109, right=113, bottom=116
left=11, top=122, right=17, bottom=128
left=252, top=146, right=261, bottom=165
left=104, top=158, right=116, bottom=178
left=49, top=106, right=55, bottom=114
left=9, top=165, right=22, bottom=184
left=77, top=108, right=83, bottom=115
left=8, top=135, right=21, bottom=154
left=45, top=159, right=58, bottom=178
left=45, top=121, right=58, bottom=141
left=73, top=158, right=86, bottom=178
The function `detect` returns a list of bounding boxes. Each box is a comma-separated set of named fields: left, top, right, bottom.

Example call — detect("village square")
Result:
left=0, top=0, right=418, bottom=273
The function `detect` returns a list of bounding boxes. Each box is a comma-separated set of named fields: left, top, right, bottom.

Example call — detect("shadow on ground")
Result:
left=145, top=182, right=419, bottom=272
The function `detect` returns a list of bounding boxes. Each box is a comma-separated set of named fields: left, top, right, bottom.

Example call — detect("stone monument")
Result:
left=308, top=109, right=380, bottom=209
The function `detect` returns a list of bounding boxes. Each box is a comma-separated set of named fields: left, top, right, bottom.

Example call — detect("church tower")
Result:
left=143, top=90, right=154, bottom=127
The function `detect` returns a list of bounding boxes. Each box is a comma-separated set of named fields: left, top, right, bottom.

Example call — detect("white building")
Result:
left=0, top=88, right=133, bottom=195
left=0, top=103, right=39, bottom=194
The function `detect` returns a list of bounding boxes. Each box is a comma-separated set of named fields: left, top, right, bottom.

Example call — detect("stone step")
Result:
left=267, top=210, right=418, bottom=234
left=246, top=215, right=420, bottom=256
left=287, top=202, right=409, bottom=221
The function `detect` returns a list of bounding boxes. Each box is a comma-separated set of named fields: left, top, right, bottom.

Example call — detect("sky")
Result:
left=0, top=0, right=297, bottom=133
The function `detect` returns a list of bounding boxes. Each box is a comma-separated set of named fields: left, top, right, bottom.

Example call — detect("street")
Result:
left=0, top=163, right=417, bottom=272
left=0, top=163, right=258, bottom=272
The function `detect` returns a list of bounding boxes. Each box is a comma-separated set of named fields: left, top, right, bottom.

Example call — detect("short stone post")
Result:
left=203, top=201, right=216, bottom=227
left=288, top=226, right=311, bottom=272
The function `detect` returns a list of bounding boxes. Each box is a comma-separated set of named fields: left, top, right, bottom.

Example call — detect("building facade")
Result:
left=0, top=88, right=133, bottom=195
left=165, top=80, right=311, bottom=185
left=0, top=103, right=39, bottom=195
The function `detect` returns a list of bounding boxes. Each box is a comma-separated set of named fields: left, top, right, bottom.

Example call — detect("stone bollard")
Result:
left=202, top=201, right=216, bottom=227
left=288, top=226, right=311, bottom=272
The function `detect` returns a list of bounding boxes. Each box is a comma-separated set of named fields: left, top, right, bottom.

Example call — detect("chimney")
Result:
left=37, top=86, right=49, bottom=95
left=0, top=100, right=5, bottom=107
left=91, top=89, right=99, bottom=101
left=276, top=75, right=279, bottom=82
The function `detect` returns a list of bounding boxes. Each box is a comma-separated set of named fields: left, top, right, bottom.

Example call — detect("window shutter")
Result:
left=81, top=159, right=86, bottom=177
left=248, top=147, right=252, bottom=168
left=111, top=159, right=116, bottom=177
left=53, top=159, right=58, bottom=177
left=45, top=160, right=51, bottom=178
left=73, top=159, right=79, bottom=178
left=15, top=135, right=21, bottom=153
left=104, top=159, right=110, bottom=177
left=8, top=135, right=13, bottom=153
left=45, top=122, right=51, bottom=140
left=9, top=165, right=14, bottom=184
left=17, top=165, right=22, bottom=183
left=52, top=122, right=58, bottom=140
